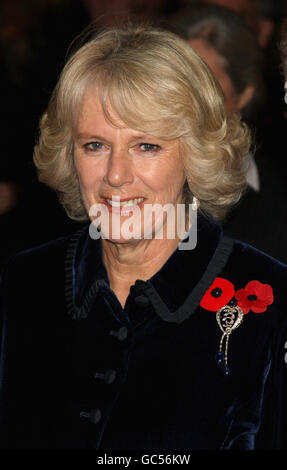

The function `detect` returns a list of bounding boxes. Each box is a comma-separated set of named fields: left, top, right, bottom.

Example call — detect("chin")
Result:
left=103, top=236, right=143, bottom=246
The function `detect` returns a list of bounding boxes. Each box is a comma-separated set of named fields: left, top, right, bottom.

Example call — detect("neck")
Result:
left=102, top=236, right=182, bottom=307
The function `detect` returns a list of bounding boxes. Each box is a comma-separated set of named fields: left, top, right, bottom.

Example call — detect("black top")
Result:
left=0, top=215, right=287, bottom=449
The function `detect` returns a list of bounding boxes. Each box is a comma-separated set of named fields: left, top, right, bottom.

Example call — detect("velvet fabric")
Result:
left=0, top=215, right=287, bottom=450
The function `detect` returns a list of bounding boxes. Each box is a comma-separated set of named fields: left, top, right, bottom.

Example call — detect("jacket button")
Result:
left=109, top=326, right=128, bottom=341
left=80, top=408, right=102, bottom=424
left=134, top=295, right=149, bottom=307
left=94, top=369, right=117, bottom=384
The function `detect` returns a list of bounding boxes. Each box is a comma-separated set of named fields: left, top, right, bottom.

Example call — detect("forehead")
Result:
left=77, top=89, right=126, bottom=132
left=76, top=88, right=169, bottom=142
left=74, top=88, right=181, bottom=152
left=74, top=78, right=186, bottom=142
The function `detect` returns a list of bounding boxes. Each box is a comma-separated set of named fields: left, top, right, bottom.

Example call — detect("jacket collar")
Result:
left=66, top=214, right=224, bottom=322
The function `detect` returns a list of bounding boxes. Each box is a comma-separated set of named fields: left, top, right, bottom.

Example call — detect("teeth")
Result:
left=106, top=198, right=144, bottom=207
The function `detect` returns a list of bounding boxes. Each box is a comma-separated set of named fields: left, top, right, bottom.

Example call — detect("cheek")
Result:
left=74, top=155, right=86, bottom=184
left=74, top=159, right=103, bottom=209
left=149, top=161, right=185, bottom=199
left=75, top=156, right=101, bottom=189
left=164, top=157, right=186, bottom=185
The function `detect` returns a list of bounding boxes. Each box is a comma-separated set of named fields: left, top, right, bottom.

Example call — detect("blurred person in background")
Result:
left=200, top=0, right=287, bottom=170
left=168, top=4, right=287, bottom=263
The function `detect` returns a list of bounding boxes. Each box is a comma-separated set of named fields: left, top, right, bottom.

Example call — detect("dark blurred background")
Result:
left=1, top=0, right=287, bottom=267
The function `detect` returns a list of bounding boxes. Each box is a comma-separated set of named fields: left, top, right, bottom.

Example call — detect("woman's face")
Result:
left=73, top=89, right=186, bottom=243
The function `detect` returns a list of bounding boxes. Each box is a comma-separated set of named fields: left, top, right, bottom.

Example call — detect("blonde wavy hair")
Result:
left=33, top=23, right=251, bottom=221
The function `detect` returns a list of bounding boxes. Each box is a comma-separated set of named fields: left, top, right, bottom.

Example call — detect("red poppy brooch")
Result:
left=200, top=277, right=274, bottom=375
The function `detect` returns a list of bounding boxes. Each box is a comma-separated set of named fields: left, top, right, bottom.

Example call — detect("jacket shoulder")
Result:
left=232, top=239, right=287, bottom=275
left=229, top=238, right=287, bottom=300
left=0, top=225, right=87, bottom=290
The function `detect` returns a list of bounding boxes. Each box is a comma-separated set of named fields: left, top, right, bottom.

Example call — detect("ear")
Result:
left=237, top=85, right=255, bottom=111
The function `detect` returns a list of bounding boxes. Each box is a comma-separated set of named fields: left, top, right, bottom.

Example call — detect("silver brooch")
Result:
left=215, top=305, right=244, bottom=375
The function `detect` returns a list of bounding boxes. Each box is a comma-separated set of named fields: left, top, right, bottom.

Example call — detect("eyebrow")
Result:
left=74, top=133, right=159, bottom=142
left=75, top=133, right=105, bottom=141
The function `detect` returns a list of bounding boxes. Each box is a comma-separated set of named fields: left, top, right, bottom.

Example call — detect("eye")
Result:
left=84, top=141, right=104, bottom=152
left=139, top=143, right=160, bottom=152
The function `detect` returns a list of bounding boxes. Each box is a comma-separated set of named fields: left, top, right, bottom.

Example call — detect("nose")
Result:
left=104, top=147, right=134, bottom=187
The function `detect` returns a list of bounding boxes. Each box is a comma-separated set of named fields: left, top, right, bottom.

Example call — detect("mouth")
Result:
left=101, top=196, right=146, bottom=214
left=105, top=197, right=145, bottom=207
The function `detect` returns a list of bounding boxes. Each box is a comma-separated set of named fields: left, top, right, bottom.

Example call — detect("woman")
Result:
left=0, top=24, right=287, bottom=450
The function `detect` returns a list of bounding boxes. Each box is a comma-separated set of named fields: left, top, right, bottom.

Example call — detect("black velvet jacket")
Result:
left=0, top=215, right=287, bottom=450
